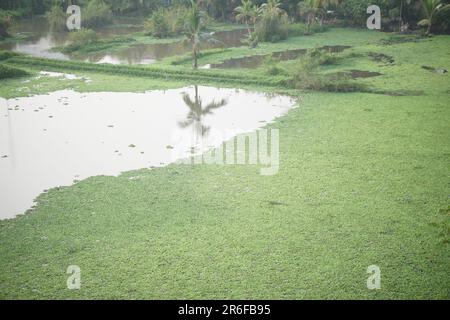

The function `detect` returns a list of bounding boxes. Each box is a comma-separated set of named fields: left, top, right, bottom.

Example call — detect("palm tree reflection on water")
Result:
left=178, top=85, right=228, bottom=151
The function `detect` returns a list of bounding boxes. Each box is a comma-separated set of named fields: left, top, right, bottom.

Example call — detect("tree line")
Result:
left=1, top=0, right=450, bottom=37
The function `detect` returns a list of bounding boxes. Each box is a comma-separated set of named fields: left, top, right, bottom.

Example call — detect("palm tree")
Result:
left=184, top=0, right=219, bottom=69
left=185, top=0, right=204, bottom=69
left=418, top=0, right=450, bottom=35
left=260, top=0, right=285, bottom=15
left=179, top=85, right=228, bottom=140
left=234, top=0, right=260, bottom=38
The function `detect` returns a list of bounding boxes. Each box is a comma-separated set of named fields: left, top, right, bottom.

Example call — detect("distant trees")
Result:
left=2, top=0, right=450, bottom=36
left=82, top=0, right=113, bottom=28
left=298, top=0, right=339, bottom=31
left=234, top=0, right=289, bottom=44
left=234, top=0, right=260, bottom=38
left=46, top=3, right=66, bottom=31
left=255, top=0, right=289, bottom=42
left=144, top=5, right=190, bottom=38
left=0, top=12, right=12, bottom=39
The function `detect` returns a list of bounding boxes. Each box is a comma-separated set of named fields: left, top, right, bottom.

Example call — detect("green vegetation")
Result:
left=430, top=206, right=450, bottom=244
left=3, top=54, right=284, bottom=88
left=46, top=4, right=66, bottom=31
left=67, top=29, right=98, bottom=48
left=144, top=5, right=190, bottom=38
left=83, top=0, right=113, bottom=28
left=0, top=31, right=449, bottom=298
left=0, top=0, right=449, bottom=301
left=0, top=10, right=12, bottom=38
left=234, top=0, right=260, bottom=44
left=0, top=63, right=28, bottom=79
left=418, top=0, right=450, bottom=35
left=2, top=0, right=450, bottom=33
left=185, top=0, right=215, bottom=69
left=255, top=0, right=290, bottom=42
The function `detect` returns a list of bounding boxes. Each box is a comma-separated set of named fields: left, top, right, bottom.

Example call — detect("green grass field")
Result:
left=0, top=27, right=449, bottom=299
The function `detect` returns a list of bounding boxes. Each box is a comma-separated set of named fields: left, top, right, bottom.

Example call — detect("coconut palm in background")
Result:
left=260, top=0, right=285, bottom=15
left=184, top=0, right=219, bottom=69
left=418, top=0, right=450, bottom=35
left=234, top=0, right=260, bottom=38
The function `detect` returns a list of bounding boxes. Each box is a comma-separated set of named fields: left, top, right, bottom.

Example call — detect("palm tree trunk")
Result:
left=246, top=19, right=252, bottom=39
left=399, top=0, right=403, bottom=32
left=193, top=49, right=198, bottom=69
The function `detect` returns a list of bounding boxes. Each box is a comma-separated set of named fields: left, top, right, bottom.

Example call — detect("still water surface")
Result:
left=0, top=86, right=296, bottom=219
left=0, top=18, right=247, bottom=64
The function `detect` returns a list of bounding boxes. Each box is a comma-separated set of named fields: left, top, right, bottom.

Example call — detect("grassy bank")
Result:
left=0, top=28, right=449, bottom=299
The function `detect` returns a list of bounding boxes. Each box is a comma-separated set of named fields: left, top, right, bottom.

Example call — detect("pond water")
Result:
left=0, top=86, right=296, bottom=219
left=203, top=45, right=351, bottom=69
left=0, top=18, right=248, bottom=65
left=0, top=17, right=142, bottom=61
left=84, top=28, right=248, bottom=65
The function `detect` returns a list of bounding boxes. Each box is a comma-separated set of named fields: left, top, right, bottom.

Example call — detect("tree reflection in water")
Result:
left=178, top=85, right=228, bottom=146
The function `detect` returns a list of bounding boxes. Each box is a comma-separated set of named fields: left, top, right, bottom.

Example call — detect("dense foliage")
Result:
left=144, top=5, right=190, bottom=38
left=83, top=0, right=113, bottom=28
left=0, top=0, right=449, bottom=35
left=0, top=12, right=12, bottom=39
left=68, top=28, right=98, bottom=47
left=254, top=0, right=289, bottom=42
left=46, top=4, right=66, bottom=31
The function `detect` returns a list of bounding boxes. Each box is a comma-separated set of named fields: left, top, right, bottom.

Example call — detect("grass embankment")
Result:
left=0, top=63, right=28, bottom=79
left=165, top=28, right=387, bottom=67
left=0, top=28, right=449, bottom=299
left=3, top=54, right=286, bottom=88
left=3, top=29, right=448, bottom=96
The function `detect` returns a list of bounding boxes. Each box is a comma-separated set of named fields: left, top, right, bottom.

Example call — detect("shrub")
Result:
left=255, top=11, right=289, bottom=42
left=0, top=11, right=12, bottom=38
left=0, top=64, right=29, bottom=79
left=262, top=55, right=287, bottom=76
left=288, top=23, right=329, bottom=37
left=68, top=28, right=98, bottom=48
left=145, top=8, right=170, bottom=38
left=309, top=49, right=340, bottom=65
left=288, top=50, right=365, bottom=92
left=0, top=50, right=19, bottom=61
left=144, top=5, right=190, bottom=38
left=335, top=0, right=373, bottom=27
left=62, top=37, right=134, bottom=54
left=83, top=0, right=112, bottom=28
left=46, top=5, right=66, bottom=31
